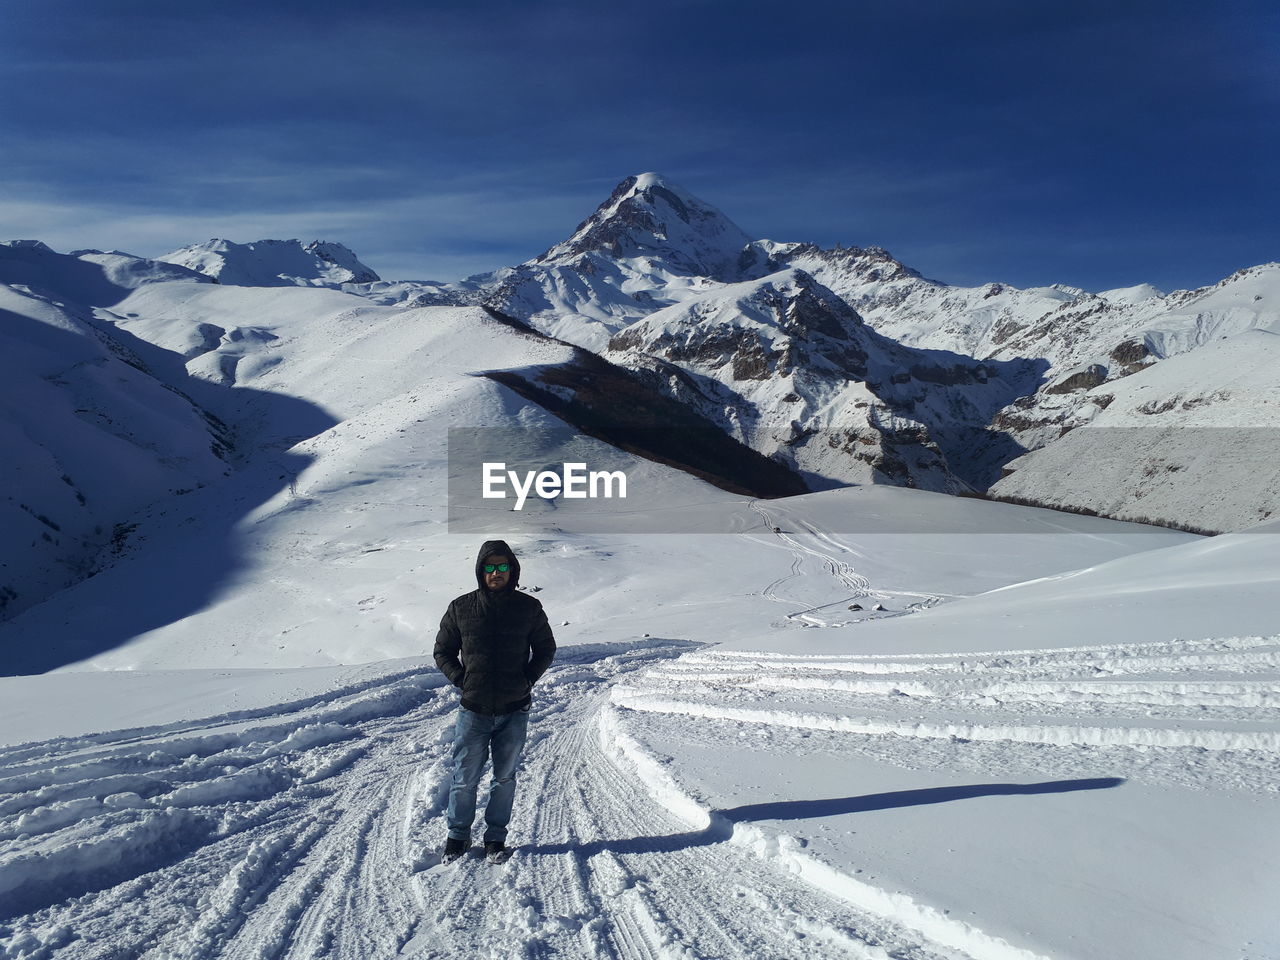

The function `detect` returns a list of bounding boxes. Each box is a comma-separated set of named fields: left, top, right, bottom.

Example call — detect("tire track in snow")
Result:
left=0, top=670, right=458, bottom=958
left=612, top=690, right=1280, bottom=752
left=747, top=500, right=947, bottom=626
left=612, top=638, right=1280, bottom=797
left=748, top=500, right=874, bottom=620
left=517, top=682, right=976, bottom=959
left=595, top=705, right=1041, bottom=960
left=672, top=635, right=1280, bottom=679
left=636, top=668, right=1280, bottom=725
left=6, top=636, right=1190, bottom=960
left=398, top=643, right=977, bottom=960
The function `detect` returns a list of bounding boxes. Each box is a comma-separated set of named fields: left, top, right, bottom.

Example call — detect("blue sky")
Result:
left=1, top=0, right=1275, bottom=291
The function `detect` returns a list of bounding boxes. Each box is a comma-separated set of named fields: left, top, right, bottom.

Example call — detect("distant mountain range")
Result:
left=2, top=173, right=1276, bottom=624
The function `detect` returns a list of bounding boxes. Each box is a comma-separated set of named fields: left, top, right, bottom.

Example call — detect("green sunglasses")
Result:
left=482, top=563, right=511, bottom=574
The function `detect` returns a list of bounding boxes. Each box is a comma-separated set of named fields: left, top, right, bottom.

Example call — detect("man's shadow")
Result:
left=523, top=777, right=1126, bottom=857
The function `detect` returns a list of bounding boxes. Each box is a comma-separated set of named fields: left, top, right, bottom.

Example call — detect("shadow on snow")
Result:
left=522, top=777, right=1126, bottom=858
left=0, top=269, right=337, bottom=675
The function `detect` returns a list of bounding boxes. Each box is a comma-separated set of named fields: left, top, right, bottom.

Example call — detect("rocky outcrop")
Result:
left=1045, top=364, right=1108, bottom=395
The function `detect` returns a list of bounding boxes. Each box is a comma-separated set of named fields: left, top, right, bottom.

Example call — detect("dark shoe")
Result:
left=442, top=836, right=468, bottom=862
left=484, top=841, right=510, bottom=863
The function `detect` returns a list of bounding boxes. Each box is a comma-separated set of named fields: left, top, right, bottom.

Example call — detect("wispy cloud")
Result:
left=1, top=1, right=1272, bottom=292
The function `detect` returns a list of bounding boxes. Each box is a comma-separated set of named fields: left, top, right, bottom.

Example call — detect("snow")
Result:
left=485, top=173, right=760, bottom=351
left=539, top=172, right=754, bottom=280
left=0, top=240, right=209, bottom=307
left=157, top=238, right=380, bottom=288
left=3, top=456, right=1276, bottom=959
left=602, top=268, right=1041, bottom=492
left=1098, top=282, right=1165, bottom=304
left=992, top=329, right=1280, bottom=532
left=0, top=283, right=231, bottom=620
left=3, top=229, right=1278, bottom=959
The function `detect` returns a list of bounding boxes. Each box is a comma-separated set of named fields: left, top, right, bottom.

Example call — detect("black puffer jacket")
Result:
left=433, top=539, right=556, bottom=715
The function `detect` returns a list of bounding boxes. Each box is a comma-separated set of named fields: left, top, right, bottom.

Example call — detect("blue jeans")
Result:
left=445, top=705, right=530, bottom=844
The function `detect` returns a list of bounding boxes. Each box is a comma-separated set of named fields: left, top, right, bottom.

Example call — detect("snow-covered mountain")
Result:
left=466, top=173, right=1274, bottom=375
left=605, top=268, right=1037, bottom=491
left=474, top=173, right=755, bottom=349
left=158, top=238, right=380, bottom=287
left=735, top=237, right=1280, bottom=517
left=0, top=240, right=804, bottom=629
left=422, top=173, right=1280, bottom=529
left=4, top=167, right=1277, bottom=614
left=440, top=176, right=1031, bottom=491
left=748, top=240, right=1280, bottom=370
left=0, top=239, right=210, bottom=299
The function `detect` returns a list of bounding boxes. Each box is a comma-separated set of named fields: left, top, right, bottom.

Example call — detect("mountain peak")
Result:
left=536, top=173, right=753, bottom=279
left=1, top=239, right=56, bottom=254
left=158, top=238, right=379, bottom=288
left=630, top=171, right=671, bottom=191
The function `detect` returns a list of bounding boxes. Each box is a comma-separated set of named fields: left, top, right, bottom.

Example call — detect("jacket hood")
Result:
left=475, top=539, right=520, bottom=591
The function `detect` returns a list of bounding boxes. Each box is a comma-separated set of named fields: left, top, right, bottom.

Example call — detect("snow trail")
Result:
left=0, top=637, right=1045, bottom=960
left=747, top=500, right=948, bottom=626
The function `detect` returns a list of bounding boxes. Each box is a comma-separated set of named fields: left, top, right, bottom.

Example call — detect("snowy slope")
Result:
left=740, top=238, right=1280, bottom=522
left=1, top=497, right=1274, bottom=960
left=5, top=244, right=1255, bottom=954
left=158, top=238, right=380, bottom=287
left=981, top=265, right=1280, bottom=524
left=0, top=240, right=210, bottom=304
left=991, top=329, right=1280, bottom=532
left=0, top=246, right=233, bottom=619
left=0, top=269, right=765, bottom=671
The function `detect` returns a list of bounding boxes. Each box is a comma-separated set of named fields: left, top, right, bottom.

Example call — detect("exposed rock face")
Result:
left=481, top=324, right=808, bottom=503
left=1110, top=339, right=1152, bottom=369
left=603, top=269, right=1037, bottom=491
left=1045, top=364, right=1109, bottom=395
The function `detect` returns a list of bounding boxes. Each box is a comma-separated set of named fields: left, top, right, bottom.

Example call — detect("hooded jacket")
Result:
left=433, top=539, right=556, bottom=715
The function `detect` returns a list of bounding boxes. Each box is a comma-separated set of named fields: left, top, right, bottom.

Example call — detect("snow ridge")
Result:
left=158, top=239, right=380, bottom=287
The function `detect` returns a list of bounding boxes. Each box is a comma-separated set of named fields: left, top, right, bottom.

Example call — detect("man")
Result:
left=433, top=539, right=556, bottom=863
